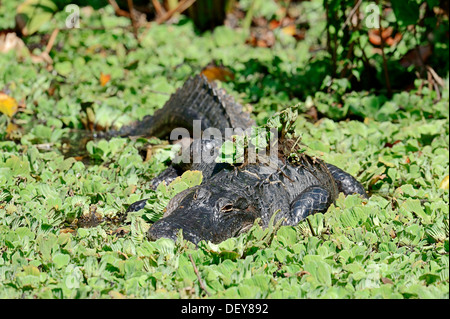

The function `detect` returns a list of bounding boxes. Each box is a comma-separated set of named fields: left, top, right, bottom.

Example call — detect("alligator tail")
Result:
left=113, top=75, right=254, bottom=139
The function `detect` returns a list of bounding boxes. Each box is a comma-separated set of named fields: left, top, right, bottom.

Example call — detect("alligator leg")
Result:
left=287, top=186, right=333, bottom=224
left=126, top=166, right=182, bottom=213
left=149, top=165, right=182, bottom=189
left=126, top=198, right=149, bottom=213
left=326, top=163, right=368, bottom=198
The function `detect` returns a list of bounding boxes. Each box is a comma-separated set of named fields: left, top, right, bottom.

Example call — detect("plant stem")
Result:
left=127, top=0, right=139, bottom=41
left=377, top=2, right=392, bottom=97
left=243, top=0, right=255, bottom=31
left=189, top=254, right=211, bottom=297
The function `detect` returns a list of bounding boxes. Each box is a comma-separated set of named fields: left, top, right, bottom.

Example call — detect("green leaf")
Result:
left=54, top=61, right=73, bottom=77
left=303, top=256, right=332, bottom=286
left=166, top=170, right=202, bottom=195
left=401, top=199, right=431, bottom=224
left=16, top=0, right=58, bottom=35
left=276, top=226, right=297, bottom=246
left=4, top=156, right=30, bottom=176
left=391, top=0, right=420, bottom=26
left=52, top=253, right=70, bottom=269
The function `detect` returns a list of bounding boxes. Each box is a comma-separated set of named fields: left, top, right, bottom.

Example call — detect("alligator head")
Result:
left=147, top=177, right=259, bottom=244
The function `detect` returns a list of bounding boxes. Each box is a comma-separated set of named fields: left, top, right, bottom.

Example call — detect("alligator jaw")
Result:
left=147, top=216, right=256, bottom=245
left=147, top=214, right=234, bottom=245
left=147, top=219, right=202, bottom=244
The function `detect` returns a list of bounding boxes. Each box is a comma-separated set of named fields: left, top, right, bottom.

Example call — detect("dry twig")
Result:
left=155, top=0, right=196, bottom=24
left=44, top=28, right=59, bottom=54
left=188, top=253, right=211, bottom=297
left=152, top=0, right=166, bottom=17
left=377, top=2, right=392, bottom=97
left=427, top=66, right=443, bottom=100
left=341, top=0, right=362, bottom=31
left=108, top=0, right=131, bottom=18
left=127, top=0, right=139, bottom=40
left=139, top=0, right=196, bottom=42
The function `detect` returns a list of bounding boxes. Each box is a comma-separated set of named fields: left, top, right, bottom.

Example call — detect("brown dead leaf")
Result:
left=0, top=31, right=51, bottom=69
left=384, top=140, right=401, bottom=148
left=369, top=174, right=387, bottom=185
left=381, top=277, right=394, bottom=285
left=0, top=32, right=26, bottom=53
left=6, top=122, right=18, bottom=135
left=246, top=27, right=276, bottom=48
left=100, top=72, right=111, bottom=86
left=305, top=106, right=319, bottom=122
left=145, top=145, right=153, bottom=162
left=297, top=270, right=311, bottom=277
left=399, top=44, right=432, bottom=68
left=0, top=93, right=18, bottom=117
left=111, top=227, right=130, bottom=236
left=5, top=122, right=21, bottom=140
left=47, top=83, right=56, bottom=96
left=109, top=291, right=126, bottom=299
left=389, top=229, right=397, bottom=239
left=81, top=107, right=97, bottom=131
left=368, top=29, right=382, bottom=46
left=368, top=27, right=402, bottom=47
left=129, top=184, right=137, bottom=194
left=60, top=228, right=76, bottom=234
left=257, top=39, right=269, bottom=47
left=201, top=64, right=234, bottom=82
left=440, top=175, right=449, bottom=190
left=268, top=19, right=280, bottom=30
left=385, top=33, right=402, bottom=46
left=281, top=24, right=296, bottom=36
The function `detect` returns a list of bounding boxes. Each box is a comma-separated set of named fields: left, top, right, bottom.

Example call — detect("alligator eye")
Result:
left=220, top=204, right=233, bottom=213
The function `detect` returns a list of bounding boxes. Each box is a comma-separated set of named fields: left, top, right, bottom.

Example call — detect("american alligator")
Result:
left=119, top=75, right=367, bottom=244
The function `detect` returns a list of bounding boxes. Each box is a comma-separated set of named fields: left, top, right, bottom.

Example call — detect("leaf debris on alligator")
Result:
left=107, top=75, right=368, bottom=244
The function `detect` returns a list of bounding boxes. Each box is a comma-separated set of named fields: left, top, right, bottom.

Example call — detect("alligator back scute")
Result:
left=214, top=86, right=255, bottom=132
left=116, top=75, right=255, bottom=139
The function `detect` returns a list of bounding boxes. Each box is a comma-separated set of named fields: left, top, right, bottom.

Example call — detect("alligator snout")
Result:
left=147, top=220, right=177, bottom=241
left=147, top=202, right=258, bottom=245
left=147, top=216, right=204, bottom=244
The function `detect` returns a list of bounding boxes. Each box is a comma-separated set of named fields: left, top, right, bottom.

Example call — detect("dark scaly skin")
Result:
left=325, top=163, right=367, bottom=197
left=115, top=75, right=254, bottom=143
left=116, top=75, right=368, bottom=244
left=147, top=154, right=367, bottom=244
